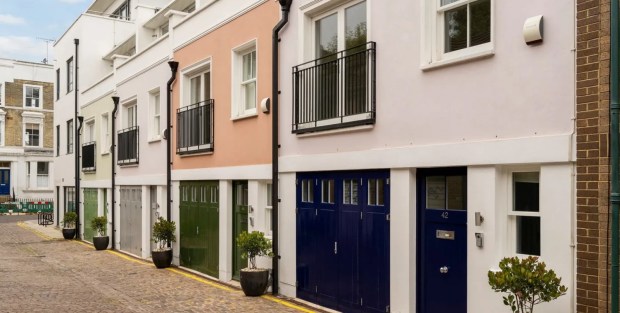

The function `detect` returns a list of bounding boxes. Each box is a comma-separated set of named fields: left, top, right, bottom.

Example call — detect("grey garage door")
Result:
left=120, top=186, right=142, bottom=256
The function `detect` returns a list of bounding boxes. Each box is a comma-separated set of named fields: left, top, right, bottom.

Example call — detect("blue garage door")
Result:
left=297, top=170, right=390, bottom=313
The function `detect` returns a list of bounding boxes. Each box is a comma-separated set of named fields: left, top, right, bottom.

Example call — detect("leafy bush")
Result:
left=236, top=231, right=273, bottom=270
left=488, top=256, right=567, bottom=313
left=90, top=216, right=107, bottom=237
left=63, top=212, right=77, bottom=228
left=152, top=217, right=176, bottom=251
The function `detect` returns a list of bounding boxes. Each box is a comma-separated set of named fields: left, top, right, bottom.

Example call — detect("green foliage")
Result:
left=488, top=256, right=568, bottom=313
left=152, top=217, right=176, bottom=251
left=90, top=216, right=107, bottom=237
left=236, top=231, right=273, bottom=270
left=63, top=212, right=77, bottom=228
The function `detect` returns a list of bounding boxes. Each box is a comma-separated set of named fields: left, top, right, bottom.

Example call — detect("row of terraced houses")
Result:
left=52, top=0, right=618, bottom=312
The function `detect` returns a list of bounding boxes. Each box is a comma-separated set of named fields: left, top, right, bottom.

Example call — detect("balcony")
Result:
left=292, top=42, right=376, bottom=134
left=177, top=100, right=214, bottom=155
left=82, top=142, right=96, bottom=172
left=117, top=126, right=139, bottom=165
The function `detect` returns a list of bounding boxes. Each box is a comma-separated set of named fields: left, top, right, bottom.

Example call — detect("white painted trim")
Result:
left=172, top=164, right=271, bottom=181
left=231, top=39, right=258, bottom=118
left=81, top=72, right=114, bottom=94
left=280, top=134, right=573, bottom=173
left=117, top=57, right=169, bottom=86
left=81, top=90, right=114, bottom=109
left=116, top=174, right=166, bottom=186
left=22, top=84, right=43, bottom=109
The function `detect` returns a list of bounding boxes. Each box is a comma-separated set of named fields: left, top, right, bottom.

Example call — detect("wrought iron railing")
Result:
left=177, top=100, right=214, bottom=155
left=117, top=126, right=139, bottom=165
left=82, top=141, right=96, bottom=172
left=292, top=42, right=376, bottom=134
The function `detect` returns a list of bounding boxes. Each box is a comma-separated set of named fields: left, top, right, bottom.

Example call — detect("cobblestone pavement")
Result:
left=0, top=221, right=308, bottom=313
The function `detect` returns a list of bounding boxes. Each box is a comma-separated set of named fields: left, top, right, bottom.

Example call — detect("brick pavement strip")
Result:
left=0, top=222, right=311, bottom=313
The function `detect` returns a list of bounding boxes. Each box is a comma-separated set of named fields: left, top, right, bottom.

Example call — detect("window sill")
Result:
left=178, top=151, right=213, bottom=158
left=421, top=46, right=494, bottom=71
left=296, top=124, right=374, bottom=138
left=100, top=151, right=110, bottom=156
left=231, top=112, right=258, bottom=121
left=148, top=136, right=161, bottom=144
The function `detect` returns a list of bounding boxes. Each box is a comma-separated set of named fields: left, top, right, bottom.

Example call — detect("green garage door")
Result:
left=232, top=181, right=248, bottom=280
left=180, top=181, right=219, bottom=278
left=83, top=189, right=98, bottom=242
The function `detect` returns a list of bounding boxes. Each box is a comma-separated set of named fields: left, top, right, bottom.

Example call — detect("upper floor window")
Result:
left=0, top=83, right=3, bottom=105
left=56, top=125, right=60, bottom=156
left=113, top=0, right=131, bottom=20
left=55, top=69, right=60, bottom=100
left=24, top=123, right=41, bottom=147
left=422, top=0, right=493, bottom=68
left=24, top=85, right=42, bottom=108
left=67, top=58, right=73, bottom=93
left=232, top=42, right=257, bottom=118
left=101, top=113, right=110, bottom=154
left=149, top=90, right=161, bottom=141
left=67, top=119, right=73, bottom=154
left=125, top=103, right=136, bottom=128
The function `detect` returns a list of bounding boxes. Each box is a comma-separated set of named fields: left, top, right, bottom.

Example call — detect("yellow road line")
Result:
left=261, top=295, right=317, bottom=313
left=74, top=240, right=95, bottom=249
left=105, top=250, right=151, bottom=266
left=165, top=267, right=234, bottom=291
left=16, top=222, right=52, bottom=241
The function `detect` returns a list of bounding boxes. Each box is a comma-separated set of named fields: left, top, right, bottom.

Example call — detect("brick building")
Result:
left=0, top=58, right=54, bottom=199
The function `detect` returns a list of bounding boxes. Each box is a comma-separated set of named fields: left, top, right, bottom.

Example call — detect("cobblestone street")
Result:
left=0, top=217, right=308, bottom=313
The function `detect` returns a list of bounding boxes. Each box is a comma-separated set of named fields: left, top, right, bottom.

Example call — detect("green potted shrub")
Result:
left=62, top=211, right=77, bottom=240
left=236, top=231, right=274, bottom=296
left=488, top=256, right=568, bottom=313
left=90, top=215, right=108, bottom=250
left=151, top=217, right=176, bottom=269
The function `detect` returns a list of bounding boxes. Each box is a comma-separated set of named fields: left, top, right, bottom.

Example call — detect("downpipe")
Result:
left=610, top=0, right=619, bottom=310
left=166, top=61, right=179, bottom=232
left=73, top=38, right=80, bottom=240
left=111, top=96, right=120, bottom=249
left=272, top=0, right=292, bottom=295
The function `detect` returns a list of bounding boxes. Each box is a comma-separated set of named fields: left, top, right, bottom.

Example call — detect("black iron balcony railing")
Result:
left=177, top=99, right=214, bottom=155
left=117, top=126, right=139, bottom=165
left=81, top=142, right=96, bottom=172
left=292, top=41, right=376, bottom=134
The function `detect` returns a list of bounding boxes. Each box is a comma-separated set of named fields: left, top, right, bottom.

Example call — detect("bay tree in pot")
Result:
left=151, top=217, right=176, bottom=269
left=62, top=212, right=77, bottom=240
left=236, top=231, right=274, bottom=296
left=90, top=216, right=109, bottom=250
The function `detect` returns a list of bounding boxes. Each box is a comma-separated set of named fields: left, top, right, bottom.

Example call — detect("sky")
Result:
left=0, top=0, right=92, bottom=64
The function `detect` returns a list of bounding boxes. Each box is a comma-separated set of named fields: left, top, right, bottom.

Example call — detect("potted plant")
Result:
left=151, top=216, right=176, bottom=269
left=62, top=211, right=77, bottom=240
left=90, top=215, right=109, bottom=250
left=488, top=256, right=568, bottom=313
left=236, top=231, right=274, bottom=296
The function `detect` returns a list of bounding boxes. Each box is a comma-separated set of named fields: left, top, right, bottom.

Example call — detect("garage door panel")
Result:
left=120, top=187, right=142, bottom=257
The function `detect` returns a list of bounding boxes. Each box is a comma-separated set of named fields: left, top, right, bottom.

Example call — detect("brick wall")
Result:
left=3, top=79, right=54, bottom=149
left=576, top=0, right=611, bottom=312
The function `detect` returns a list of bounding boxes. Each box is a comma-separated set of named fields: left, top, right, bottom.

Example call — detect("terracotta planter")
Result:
left=240, top=269, right=269, bottom=297
left=62, top=228, right=76, bottom=240
left=152, top=249, right=173, bottom=269
left=93, top=236, right=109, bottom=250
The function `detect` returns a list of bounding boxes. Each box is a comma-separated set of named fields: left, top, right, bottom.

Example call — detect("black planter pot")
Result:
left=152, top=249, right=173, bottom=269
left=240, top=269, right=269, bottom=297
left=93, top=236, right=109, bottom=250
left=62, top=228, right=76, bottom=240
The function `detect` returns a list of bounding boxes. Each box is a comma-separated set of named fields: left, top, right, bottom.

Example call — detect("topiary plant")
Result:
left=63, top=211, right=77, bottom=228
left=90, top=216, right=107, bottom=237
left=236, top=231, right=273, bottom=270
left=488, top=256, right=568, bottom=313
left=152, top=217, right=176, bottom=251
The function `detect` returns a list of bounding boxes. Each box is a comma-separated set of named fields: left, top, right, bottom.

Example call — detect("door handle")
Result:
left=440, top=266, right=449, bottom=274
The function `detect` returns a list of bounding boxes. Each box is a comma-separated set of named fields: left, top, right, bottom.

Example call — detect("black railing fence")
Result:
left=82, top=142, right=96, bottom=171
left=117, top=126, right=139, bottom=165
left=177, top=99, right=214, bottom=154
left=292, top=42, right=376, bottom=133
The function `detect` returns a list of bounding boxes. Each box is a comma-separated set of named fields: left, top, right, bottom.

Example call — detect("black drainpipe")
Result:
left=73, top=38, right=80, bottom=239
left=166, top=61, right=179, bottom=230
left=111, top=96, right=120, bottom=249
left=271, top=0, right=292, bottom=295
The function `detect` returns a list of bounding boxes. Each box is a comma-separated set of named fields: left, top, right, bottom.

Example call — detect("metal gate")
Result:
left=120, top=186, right=142, bottom=256
left=232, top=181, right=248, bottom=280
left=417, top=168, right=467, bottom=313
left=297, top=170, right=390, bottom=313
left=180, top=181, right=220, bottom=278
left=83, top=189, right=98, bottom=242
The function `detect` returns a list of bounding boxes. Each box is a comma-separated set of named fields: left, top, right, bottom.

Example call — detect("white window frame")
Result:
left=84, top=119, right=95, bottom=143
left=506, top=167, right=541, bottom=257
left=23, top=84, right=43, bottom=109
left=123, top=99, right=137, bottom=129
left=0, top=83, right=3, bottom=106
left=420, top=0, right=494, bottom=70
left=180, top=58, right=211, bottom=108
left=23, top=122, right=42, bottom=147
left=0, top=109, right=6, bottom=146
left=36, top=161, right=49, bottom=188
left=148, top=89, right=162, bottom=142
left=231, top=40, right=258, bottom=119
left=265, top=183, right=273, bottom=238
left=101, top=113, right=110, bottom=155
